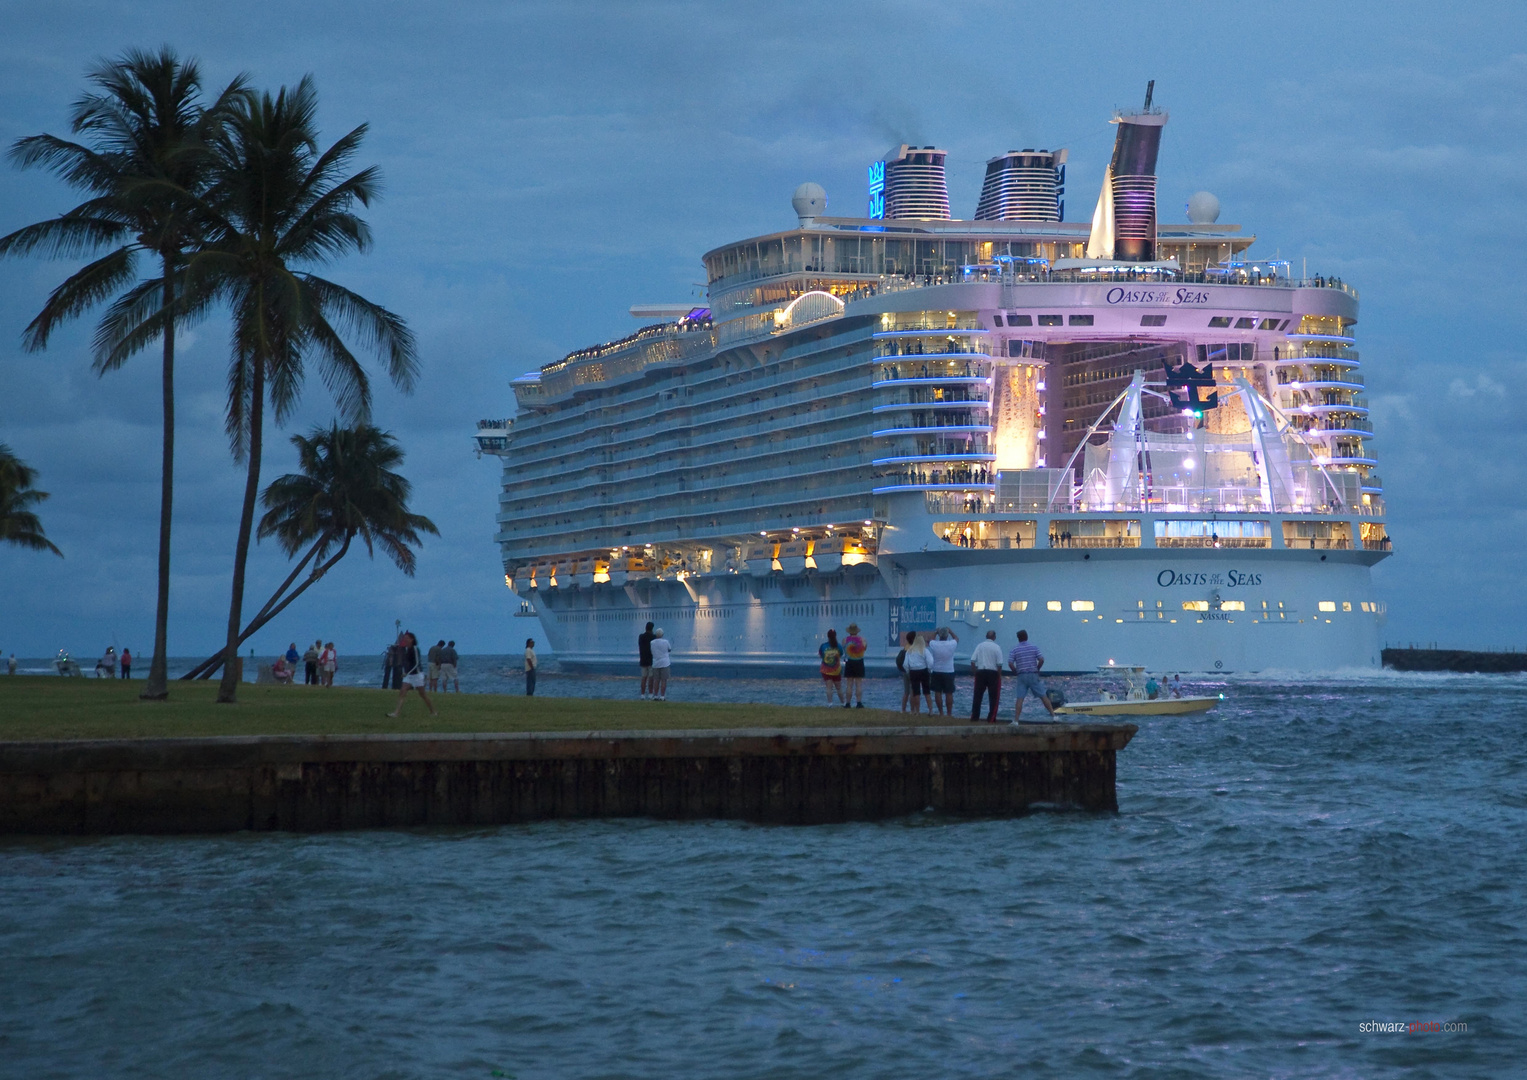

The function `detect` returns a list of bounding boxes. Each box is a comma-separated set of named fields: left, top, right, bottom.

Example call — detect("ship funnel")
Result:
left=879, top=144, right=951, bottom=220
left=1085, top=84, right=1168, bottom=261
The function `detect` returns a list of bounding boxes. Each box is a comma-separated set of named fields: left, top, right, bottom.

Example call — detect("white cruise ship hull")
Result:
left=525, top=546, right=1383, bottom=675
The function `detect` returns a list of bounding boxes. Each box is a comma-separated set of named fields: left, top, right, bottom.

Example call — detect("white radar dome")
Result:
left=792, top=182, right=827, bottom=225
left=1186, top=191, right=1221, bottom=224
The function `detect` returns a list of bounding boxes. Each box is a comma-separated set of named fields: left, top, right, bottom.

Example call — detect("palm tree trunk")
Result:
left=183, top=535, right=326, bottom=680
left=215, top=353, right=263, bottom=704
left=140, top=258, right=175, bottom=701
left=219, top=533, right=350, bottom=655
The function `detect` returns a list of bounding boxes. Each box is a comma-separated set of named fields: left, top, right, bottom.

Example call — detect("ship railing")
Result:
left=936, top=536, right=1037, bottom=550
left=1154, top=536, right=1272, bottom=549
left=1294, top=417, right=1374, bottom=435
left=1047, top=535, right=1142, bottom=549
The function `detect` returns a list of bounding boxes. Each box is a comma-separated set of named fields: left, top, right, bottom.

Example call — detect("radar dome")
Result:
left=792, top=182, right=827, bottom=225
left=1186, top=191, right=1221, bottom=224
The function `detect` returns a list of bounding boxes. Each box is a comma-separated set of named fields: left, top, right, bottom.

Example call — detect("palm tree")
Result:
left=0, top=47, right=246, bottom=701
left=0, top=444, right=63, bottom=556
left=186, top=77, right=417, bottom=702
left=181, top=423, right=436, bottom=680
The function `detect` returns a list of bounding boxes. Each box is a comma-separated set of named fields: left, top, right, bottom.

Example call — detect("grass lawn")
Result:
left=0, top=676, right=952, bottom=741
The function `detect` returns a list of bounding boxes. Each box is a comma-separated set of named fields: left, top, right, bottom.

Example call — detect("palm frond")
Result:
left=300, top=274, right=418, bottom=393
left=20, top=247, right=137, bottom=351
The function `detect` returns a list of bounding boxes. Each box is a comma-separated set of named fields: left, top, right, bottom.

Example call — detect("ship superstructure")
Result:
left=477, top=93, right=1388, bottom=672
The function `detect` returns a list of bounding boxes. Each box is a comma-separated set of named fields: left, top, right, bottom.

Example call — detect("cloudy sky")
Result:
left=1, top=1, right=1523, bottom=660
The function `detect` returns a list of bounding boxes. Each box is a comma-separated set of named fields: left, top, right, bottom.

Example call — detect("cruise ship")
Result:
left=476, top=92, right=1390, bottom=673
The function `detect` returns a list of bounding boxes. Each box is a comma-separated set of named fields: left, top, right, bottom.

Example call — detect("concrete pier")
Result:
left=0, top=723, right=1136, bottom=834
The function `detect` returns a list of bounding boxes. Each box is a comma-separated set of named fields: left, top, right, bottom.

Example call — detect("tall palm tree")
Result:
left=0, top=444, right=63, bottom=556
left=0, top=47, right=246, bottom=701
left=186, top=77, right=417, bottom=703
left=181, top=422, right=436, bottom=680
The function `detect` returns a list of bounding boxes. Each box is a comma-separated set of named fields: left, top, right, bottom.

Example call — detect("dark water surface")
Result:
left=3, top=673, right=1525, bottom=1078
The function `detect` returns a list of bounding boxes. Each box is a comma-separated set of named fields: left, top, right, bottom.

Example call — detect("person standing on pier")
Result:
left=649, top=628, right=671, bottom=701
left=926, top=628, right=959, bottom=716
left=819, top=629, right=846, bottom=706
left=969, top=630, right=1004, bottom=723
left=842, top=624, right=867, bottom=708
left=1007, top=630, right=1056, bottom=722
left=638, top=621, right=656, bottom=699
left=904, top=633, right=931, bottom=714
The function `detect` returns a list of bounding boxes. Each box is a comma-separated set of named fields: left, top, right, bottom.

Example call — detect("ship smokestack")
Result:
left=878, top=144, right=951, bottom=220
left=1085, top=83, right=1168, bottom=261
left=974, top=149, right=1068, bottom=222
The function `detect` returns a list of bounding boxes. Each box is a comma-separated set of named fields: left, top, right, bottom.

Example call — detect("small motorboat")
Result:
left=1056, top=695, right=1221, bottom=716
left=1054, top=663, right=1221, bottom=716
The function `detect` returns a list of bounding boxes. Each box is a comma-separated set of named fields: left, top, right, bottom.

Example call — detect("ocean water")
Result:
left=2, top=672, right=1524, bottom=1077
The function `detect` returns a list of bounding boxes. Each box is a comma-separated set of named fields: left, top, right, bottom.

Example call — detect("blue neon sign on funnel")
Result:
left=867, top=160, right=885, bottom=219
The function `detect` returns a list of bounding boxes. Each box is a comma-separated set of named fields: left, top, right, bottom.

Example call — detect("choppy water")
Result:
left=3, top=673, right=1525, bottom=1077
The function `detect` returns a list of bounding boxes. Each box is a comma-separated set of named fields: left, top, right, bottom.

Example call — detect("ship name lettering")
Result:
left=1103, top=287, right=1212, bottom=306
left=1157, top=570, right=1262, bottom=588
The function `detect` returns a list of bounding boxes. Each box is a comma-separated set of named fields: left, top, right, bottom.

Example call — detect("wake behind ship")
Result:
left=476, top=91, right=1389, bottom=673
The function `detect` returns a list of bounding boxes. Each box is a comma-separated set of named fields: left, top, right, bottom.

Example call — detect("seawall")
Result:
left=1382, top=647, right=1527, bottom=674
left=0, top=723, right=1136, bottom=834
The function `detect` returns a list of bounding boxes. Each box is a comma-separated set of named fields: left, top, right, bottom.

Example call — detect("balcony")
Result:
left=872, top=397, right=991, bottom=413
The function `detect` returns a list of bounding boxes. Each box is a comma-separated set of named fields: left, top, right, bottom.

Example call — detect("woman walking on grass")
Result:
left=386, top=631, right=437, bottom=718
left=320, top=642, right=337, bottom=687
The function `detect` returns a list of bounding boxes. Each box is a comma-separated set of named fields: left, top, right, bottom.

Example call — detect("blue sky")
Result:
left=1, top=1, right=1523, bottom=659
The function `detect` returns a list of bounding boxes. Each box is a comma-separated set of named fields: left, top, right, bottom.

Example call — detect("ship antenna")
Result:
left=1143, top=80, right=1155, bottom=111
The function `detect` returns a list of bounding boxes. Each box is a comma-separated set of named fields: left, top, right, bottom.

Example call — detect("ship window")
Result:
left=992, top=315, right=1004, bottom=326
left=972, top=601, right=986, bottom=612
left=989, top=601, right=1004, bottom=612
left=1183, top=600, right=1209, bottom=611
left=1259, top=318, right=1280, bottom=330
left=1222, top=600, right=1246, bottom=611
left=1208, top=316, right=1232, bottom=328
left=1039, top=314, right=1063, bottom=326
left=1342, top=601, right=1352, bottom=612
left=1008, top=314, right=1032, bottom=326
left=1140, top=315, right=1167, bottom=326
left=1071, top=600, right=1094, bottom=611
left=1318, top=601, right=1336, bottom=612
left=1068, top=314, right=1094, bottom=326
left=1047, top=600, right=1062, bottom=611
left=1235, top=317, right=1256, bottom=329
left=1011, top=601, right=1028, bottom=611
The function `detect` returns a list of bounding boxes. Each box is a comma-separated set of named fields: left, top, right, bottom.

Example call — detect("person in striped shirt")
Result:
left=1007, top=630, right=1056, bottom=722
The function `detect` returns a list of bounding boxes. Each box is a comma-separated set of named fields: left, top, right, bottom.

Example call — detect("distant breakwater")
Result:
left=1382, top=647, right=1527, bottom=674
left=0, top=725, right=1135, bottom=834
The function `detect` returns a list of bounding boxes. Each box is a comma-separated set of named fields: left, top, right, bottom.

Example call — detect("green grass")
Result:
left=0, top=676, right=949, bottom=741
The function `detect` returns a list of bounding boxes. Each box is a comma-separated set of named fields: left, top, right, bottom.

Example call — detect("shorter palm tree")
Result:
left=183, top=423, right=435, bottom=679
left=0, top=444, right=62, bottom=556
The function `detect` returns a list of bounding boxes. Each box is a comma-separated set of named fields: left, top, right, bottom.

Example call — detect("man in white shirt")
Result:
left=968, top=630, right=1004, bottom=723
left=924, top=627, right=960, bottom=716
